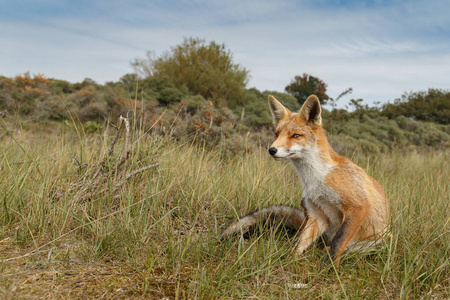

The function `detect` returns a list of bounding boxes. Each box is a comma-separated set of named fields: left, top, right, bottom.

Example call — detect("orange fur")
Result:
left=268, top=94, right=389, bottom=267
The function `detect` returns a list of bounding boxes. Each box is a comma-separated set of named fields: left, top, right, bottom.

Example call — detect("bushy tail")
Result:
left=220, top=205, right=306, bottom=240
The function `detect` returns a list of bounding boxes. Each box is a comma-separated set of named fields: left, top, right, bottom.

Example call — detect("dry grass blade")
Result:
left=92, top=117, right=124, bottom=179
left=52, top=116, right=159, bottom=203
left=2, top=189, right=170, bottom=263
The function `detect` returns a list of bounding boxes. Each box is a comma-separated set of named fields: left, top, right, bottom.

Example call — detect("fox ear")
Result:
left=268, top=95, right=289, bottom=126
left=299, top=95, right=322, bottom=127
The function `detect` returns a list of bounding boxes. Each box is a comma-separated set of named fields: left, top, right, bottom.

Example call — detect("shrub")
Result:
left=50, top=79, right=74, bottom=94
left=0, top=92, right=15, bottom=111
left=188, top=101, right=237, bottom=144
left=141, top=76, right=189, bottom=105
left=381, top=89, right=450, bottom=124
left=84, top=121, right=103, bottom=132
left=132, top=37, right=250, bottom=107
left=184, top=95, right=207, bottom=113
left=34, top=95, right=68, bottom=120
left=237, top=89, right=272, bottom=127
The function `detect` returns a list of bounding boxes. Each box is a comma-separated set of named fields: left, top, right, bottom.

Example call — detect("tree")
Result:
left=285, top=73, right=330, bottom=106
left=132, top=37, right=250, bottom=107
left=381, top=89, right=450, bottom=124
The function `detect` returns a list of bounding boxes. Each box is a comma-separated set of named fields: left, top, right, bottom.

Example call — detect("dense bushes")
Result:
left=113, top=73, right=189, bottom=106
left=0, top=73, right=121, bottom=121
left=382, top=89, right=450, bottom=124
left=1, top=37, right=448, bottom=154
left=231, top=89, right=298, bottom=127
left=323, top=113, right=449, bottom=154
left=1, top=71, right=448, bottom=155
left=132, top=37, right=250, bottom=107
left=0, top=72, right=51, bottom=115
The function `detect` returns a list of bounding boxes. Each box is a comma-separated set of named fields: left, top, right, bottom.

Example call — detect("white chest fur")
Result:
left=289, top=147, right=343, bottom=239
left=289, top=147, right=334, bottom=199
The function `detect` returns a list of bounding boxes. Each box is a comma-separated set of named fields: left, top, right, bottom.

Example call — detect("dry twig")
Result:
left=114, top=163, right=160, bottom=190
left=114, top=116, right=130, bottom=171
left=56, top=115, right=158, bottom=203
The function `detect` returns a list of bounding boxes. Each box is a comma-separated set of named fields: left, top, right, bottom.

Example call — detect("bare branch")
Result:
left=114, top=163, right=159, bottom=190
left=92, top=120, right=124, bottom=179
left=114, top=116, right=130, bottom=170
left=67, top=115, right=159, bottom=204
left=107, top=122, right=123, bottom=157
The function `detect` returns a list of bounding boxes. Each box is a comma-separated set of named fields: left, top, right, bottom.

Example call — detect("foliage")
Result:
left=381, top=88, right=450, bottom=124
left=1, top=32, right=449, bottom=156
left=132, top=37, right=250, bottom=107
left=59, top=82, right=120, bottom=122
left=187, top=100, right=252, bottom=155
left=0, top=92, right=15, bottom=111
left=139, top=76, right=189, bottom=105
left=285, top=73, right=330, bottom=105
left=83, top=120, right=103, bottom=132
left=236, top=88, right=272, bottom=127
left=232, top=89, right=299, bottom=128
left=262, top=90, right=299, bottom=112
left=114, top=73, right=189, bottom=106
left=184, top=94, right=207, bottom=113
left=1, top=72, right=52, bottom=115
left=50, top=78, right=75, bottom=94
left=324, top=111, right=450, bottom=154
left=0, top=70, right=448, bottom=153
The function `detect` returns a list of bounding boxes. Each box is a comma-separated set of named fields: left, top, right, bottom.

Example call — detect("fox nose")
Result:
left=268, top=147, right=277, bottom=156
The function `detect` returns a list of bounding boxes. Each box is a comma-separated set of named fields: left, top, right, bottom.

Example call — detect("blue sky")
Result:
left=1, top=0, right=449, bottom=108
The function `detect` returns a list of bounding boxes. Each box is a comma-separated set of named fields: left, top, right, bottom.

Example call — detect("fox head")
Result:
left=268, top=94, right=324, bottom=160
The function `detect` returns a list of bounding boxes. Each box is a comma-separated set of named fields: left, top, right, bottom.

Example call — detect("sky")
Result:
left=1, top=0, right=449, bottom=108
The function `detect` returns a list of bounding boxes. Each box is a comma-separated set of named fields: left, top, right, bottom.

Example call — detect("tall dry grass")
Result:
left=0, top=119, right=448, bottom=299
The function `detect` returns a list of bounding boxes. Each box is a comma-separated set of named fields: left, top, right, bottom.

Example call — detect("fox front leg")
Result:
left=294, top=208, right=329, bottom=256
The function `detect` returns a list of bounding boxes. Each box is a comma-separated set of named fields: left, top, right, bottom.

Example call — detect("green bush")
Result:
left=0, top=92, right=15, bottom=111
left=132, top=37, right=250, bottom=107
left=50, top=79, right=74, bottom=94
left=323, top=112, right=450, bottom=153
left=382, top=89, right=450, bottom=124
left=233, top=90, right=298, bottom=128
left=262, top=91, right=299, bottom=111
left=236, top=89, right=271, bottom=127
left=84, top=121, right=103, bottom=132
left=184, top=95, right=207, bottom=113
left=187, top=101, right=237, bottom=145
left=34, top=95, right=68, bottom=120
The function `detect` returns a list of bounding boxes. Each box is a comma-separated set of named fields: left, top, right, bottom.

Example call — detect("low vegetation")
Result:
left=0, top=116, right=448, bottom=299
left=0, top=37, right=448, bottom=298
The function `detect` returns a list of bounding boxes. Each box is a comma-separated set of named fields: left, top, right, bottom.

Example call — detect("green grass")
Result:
left=0, top=120, right=448, bottom=299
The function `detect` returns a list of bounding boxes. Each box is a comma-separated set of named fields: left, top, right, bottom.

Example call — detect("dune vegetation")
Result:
left=1, top=38, right=448, bottom=298
left=0, top=114, right=448, bottom=299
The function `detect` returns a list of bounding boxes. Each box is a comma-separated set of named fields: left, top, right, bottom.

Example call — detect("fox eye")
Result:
left=275, top=132, right=279, bottom=138
left=291, top=134, right=302, bottom=138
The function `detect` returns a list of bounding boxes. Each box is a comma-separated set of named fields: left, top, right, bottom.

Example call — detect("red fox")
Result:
left=221, top=95, right=389, bottom=267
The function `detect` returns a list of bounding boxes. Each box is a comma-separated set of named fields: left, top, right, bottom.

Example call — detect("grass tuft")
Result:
left=0, top=120, right=448, bottom=299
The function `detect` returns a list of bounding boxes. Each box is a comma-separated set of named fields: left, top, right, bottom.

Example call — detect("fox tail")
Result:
left=220, top=205, right=306, bottom=240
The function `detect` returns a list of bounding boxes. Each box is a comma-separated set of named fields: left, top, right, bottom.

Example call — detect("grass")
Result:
left=0, top=119, right=449, bottom=299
